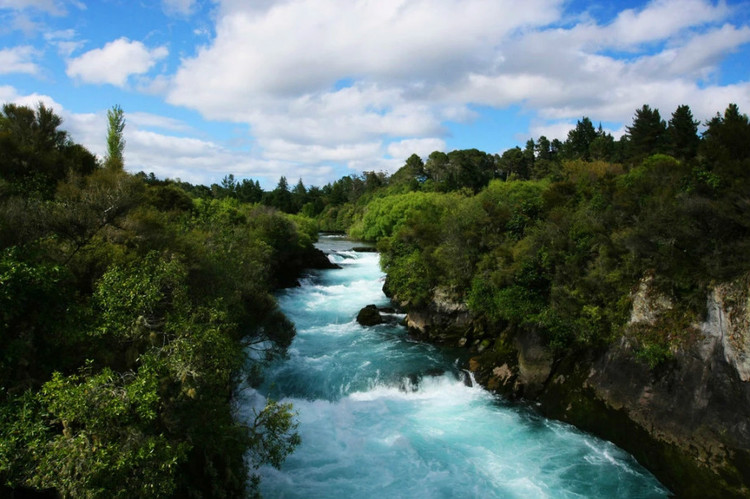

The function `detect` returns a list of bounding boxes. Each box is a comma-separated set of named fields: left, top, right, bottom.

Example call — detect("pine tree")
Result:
left=625, top=105, right=667, bottom=161
left=564, top=117, right=597, bottom=160
left=667, top=105, right=699, bottom=161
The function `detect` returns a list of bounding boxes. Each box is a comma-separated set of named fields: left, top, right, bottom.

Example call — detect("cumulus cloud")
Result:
left=0, top=45, right=39, bottom=74
left=162, top=0, right=749, bottom=181
left=387, top=138, right=446, bottom=161
left=5, top=0, right=750, bottom=187
left=66, top=38, right=168, bottom=87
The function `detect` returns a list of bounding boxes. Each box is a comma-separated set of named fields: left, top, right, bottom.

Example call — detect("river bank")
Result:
left=244, top=235, right=669, bottom=498
left=396, top=276, right=750, bottom=499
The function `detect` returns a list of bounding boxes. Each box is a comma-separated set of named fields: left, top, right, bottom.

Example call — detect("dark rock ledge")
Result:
left=392, top=277, right=750, bottom=499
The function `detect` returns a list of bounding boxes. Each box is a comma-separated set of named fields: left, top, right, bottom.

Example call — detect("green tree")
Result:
left=701, top=103, right=750, bottom=166
left=564, top=117, right=597, bottom=160
left=625, top=105, right=667, bottom=161
left=266, top=176, right=294, bottom=212
left=498, top=147, right=527, bottom=180
left=535, top=136, right=552, bottom=161
left=0, top=103, right=95, bottom=198
left=667, top=104, right=700, bottom=161
left=105, top=105, right=126, bottom=171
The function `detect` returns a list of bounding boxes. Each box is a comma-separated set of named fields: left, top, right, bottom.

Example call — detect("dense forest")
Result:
left=235, top=101, right=749, bottom=370
left=326, top=103, right=750, bottom=369
left=0, top=104, right=309, bottom=498
left=2, top=100, right=749, bottom=497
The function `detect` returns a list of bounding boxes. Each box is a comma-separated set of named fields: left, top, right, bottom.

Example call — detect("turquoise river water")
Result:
left=242, top=235, right=671, bottom=499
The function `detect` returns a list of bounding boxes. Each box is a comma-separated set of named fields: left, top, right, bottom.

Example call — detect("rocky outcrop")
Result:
left=356, top=305, right=383, bottom=326
left=403, top=275, right=750, bottom=499
left=402, top=286, right=473, bottom=343
left=276, top=247, right=341, bottom=288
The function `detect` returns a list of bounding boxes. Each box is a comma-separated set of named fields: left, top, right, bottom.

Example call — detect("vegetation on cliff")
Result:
left=344, top=103, right=750, bottom=368
left=0, top=104, right=307, bottom=497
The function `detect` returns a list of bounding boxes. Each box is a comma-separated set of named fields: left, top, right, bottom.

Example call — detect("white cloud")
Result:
left=166, top=0, right=564, bottom=177
left=0, top=0, right=63, bottom=14
left=127, top=112, right=193, bottom=133
left=162, top=0, right=195, bottom=17
left=158, top=0, right=750, bottom=183
left=0, top=45, right=39, bottom=74
left=170, top=0, right=561, bottom=108
left=387, top=138, right=446, bottom=161
left=66, top=38, right=168, bottom=87
left=43, top=29, right=84, bottom=57
left=0, top=85, right=62, bottom=113
left=0, top=0, right=84, bottom=15
left=604, top=0, right=729, bottom=48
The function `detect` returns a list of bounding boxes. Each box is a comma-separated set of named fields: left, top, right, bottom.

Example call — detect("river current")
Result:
left=244, top=235, right=670, bottom=499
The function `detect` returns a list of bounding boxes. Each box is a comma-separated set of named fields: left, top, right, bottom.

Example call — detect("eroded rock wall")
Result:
left=400, top=275, right=750, bottom=499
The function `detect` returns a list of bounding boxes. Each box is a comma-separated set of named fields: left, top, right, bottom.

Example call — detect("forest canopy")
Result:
left=2, top=101, right=749, bottom=496
left=0, top=103, right=307, bottom=498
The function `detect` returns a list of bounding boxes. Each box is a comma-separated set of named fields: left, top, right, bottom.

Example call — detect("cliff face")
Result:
left=397, top=275, right=750, bottom=499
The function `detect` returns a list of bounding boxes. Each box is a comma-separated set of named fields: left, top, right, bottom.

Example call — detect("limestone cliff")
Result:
left=398, top=275, right=750, bottom=499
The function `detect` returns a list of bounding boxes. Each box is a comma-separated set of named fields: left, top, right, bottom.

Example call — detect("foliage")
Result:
left=104, top=105, right=125, bottom=171
left=0, top=105, right=304, bottom=497
left=346, top=103, right=750, bottom=366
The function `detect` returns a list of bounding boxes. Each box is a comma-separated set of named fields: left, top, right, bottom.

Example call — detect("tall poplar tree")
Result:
left=105, top=105, right=125, bottom=170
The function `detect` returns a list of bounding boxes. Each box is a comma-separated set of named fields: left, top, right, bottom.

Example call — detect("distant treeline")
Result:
left=184, top=103, right=740, bottom=228
left=339, top=102, right=750, bottom=367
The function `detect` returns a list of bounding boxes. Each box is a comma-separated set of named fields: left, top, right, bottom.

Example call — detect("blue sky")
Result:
left=1, top=0, right=749, bottom=188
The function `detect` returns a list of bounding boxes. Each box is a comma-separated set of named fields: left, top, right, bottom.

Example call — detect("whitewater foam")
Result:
left=250, top=235, right=669, bottom=499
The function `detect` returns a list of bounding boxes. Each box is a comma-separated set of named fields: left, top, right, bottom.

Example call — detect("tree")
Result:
left=221, top=173, right=237, bottom=194
left=266, top=176, right=294, bottom=212
left=625, top=105, right=667, bottom=161
left=497, top=147, right=527, bottom=180
left=236, top=178, right=263, bottom=204
left=0, top=103, right=87, bottom=198
left=667, top=105, right=700, bottom=161
left=589, top=125, right=615, bottom=161
left=105, top=105, right=126, bottom=170
left=536, top=136, right=552, bottom=161
left=405, top=153, right=425, bottom=178
left=702, top=103, right=750, bottom=162
left=564, top=117, right=597, bottom=160
left=524, top=139, right=536, bottom=170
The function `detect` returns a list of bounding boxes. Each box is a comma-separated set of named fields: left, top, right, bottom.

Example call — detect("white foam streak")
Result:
left=252, top=236, right=669, bottom=499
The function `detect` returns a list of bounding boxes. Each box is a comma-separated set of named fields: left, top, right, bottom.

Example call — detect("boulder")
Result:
left=357, top=304, right=383, bottom=326
left=307, top=248, right=341, bottom=270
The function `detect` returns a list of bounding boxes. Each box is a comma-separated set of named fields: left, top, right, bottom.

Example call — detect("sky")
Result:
left=1, top=0, right=749, bottom=189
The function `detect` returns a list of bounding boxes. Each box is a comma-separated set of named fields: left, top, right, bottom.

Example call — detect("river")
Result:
left=244, top=235, right=670, bottom=499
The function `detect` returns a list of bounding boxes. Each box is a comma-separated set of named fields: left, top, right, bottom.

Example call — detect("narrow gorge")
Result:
left=243, top=236, right=670, bottom=499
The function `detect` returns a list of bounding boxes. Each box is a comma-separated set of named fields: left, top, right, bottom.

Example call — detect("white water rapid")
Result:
left=242, top=235, right=669, bottom=499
